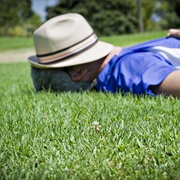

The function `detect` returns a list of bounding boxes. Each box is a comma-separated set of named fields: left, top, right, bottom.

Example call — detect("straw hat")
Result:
left=28, top=13, right=113, bottom=68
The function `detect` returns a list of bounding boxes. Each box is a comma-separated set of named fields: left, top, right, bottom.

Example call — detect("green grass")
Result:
left=0, top=37, right=34, bottom=51
left=0, top=62, right=180, bottom=179
left=0, top=31, right=179, bottom=179
left=0, top=30, right=167, bottom=51
left=101, top=30, right=167, bottom=46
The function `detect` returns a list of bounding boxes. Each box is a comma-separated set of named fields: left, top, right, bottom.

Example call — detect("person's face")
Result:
left=69, top=59, right=103, bottom=83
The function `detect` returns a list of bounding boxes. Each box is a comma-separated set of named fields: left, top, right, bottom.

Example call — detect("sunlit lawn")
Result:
left=0, top=37, right=34, bottom=51
left=0, top=31, right=179, bottom=179
left=0, top=30, right=167, bottom=51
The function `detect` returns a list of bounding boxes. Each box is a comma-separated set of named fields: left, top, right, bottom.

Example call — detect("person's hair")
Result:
left=31, top=66, right=96, bottom=92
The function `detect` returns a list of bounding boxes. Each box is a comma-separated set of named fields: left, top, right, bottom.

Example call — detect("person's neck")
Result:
left=99, top=46, right=122, bottom=72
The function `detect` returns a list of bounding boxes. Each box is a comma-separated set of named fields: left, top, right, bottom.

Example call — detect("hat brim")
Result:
left=28, top=41, right=113, bottom=68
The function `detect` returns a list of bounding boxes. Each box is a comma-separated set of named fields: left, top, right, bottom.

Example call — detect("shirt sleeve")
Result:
left=97, top=51, right=177, bottom=95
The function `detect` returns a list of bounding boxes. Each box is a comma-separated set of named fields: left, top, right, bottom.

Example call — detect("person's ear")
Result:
left=70, top=68, right=87, bottom=81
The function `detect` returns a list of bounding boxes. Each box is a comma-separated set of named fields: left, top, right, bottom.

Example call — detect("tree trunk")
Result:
left=137, top=0, right=144, bottom=32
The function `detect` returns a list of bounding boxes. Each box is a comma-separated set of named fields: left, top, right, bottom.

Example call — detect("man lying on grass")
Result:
left=28, top=13, right=180, bottom=98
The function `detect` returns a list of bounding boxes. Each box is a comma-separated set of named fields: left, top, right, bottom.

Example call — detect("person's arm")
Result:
left=150, top=70, right=180, bottom=98
left=150, top=30, right=180, bottom=98
left=167, top=29, right=180, bottom=37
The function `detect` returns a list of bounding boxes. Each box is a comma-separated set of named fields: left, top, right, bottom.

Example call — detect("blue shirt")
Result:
left=96, top=37, right=180, bottom=95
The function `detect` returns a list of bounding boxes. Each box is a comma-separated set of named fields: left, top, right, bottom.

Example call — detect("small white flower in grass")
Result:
left=92, top=121, right=101, bottom=132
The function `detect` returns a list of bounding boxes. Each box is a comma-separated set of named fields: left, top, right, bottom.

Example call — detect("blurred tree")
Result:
left=46, top=0, right=139, bottom=36
left=154, top=0, right=180, bottom=29
left=1, top=0, right=179, bottom=36
left=46, top=0, right=160, bottom=35
left=0, top=0, right=41, bottom=36
left=46, top=0, right=180, bottom=35
left=137, top=0, right=144, bottom=32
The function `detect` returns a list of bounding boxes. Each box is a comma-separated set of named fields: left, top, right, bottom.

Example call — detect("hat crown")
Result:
left=34, top=13, right=94, bottom=57
left=28, top=13, right=113, bottom=68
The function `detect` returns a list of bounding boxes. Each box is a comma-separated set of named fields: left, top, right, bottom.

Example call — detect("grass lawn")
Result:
left=0, top=31, right=179, bottom=179
left=0, top=30, right=167, bottom=51
left=100, top=30, right=167, bottom=46
left=0, top=37, right=34, bottom=52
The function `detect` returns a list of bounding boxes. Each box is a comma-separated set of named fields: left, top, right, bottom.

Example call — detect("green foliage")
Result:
left=0, top=0, right=180, bottom=37
left=46, top=0, right=180, bottom=36
left=46, top=0, right=139, bottom=36
left=152, top=0, right=180, bottom=29
left=0, top=62, right=180, bottom=179
left=8, top=26, right=27, bottom=37
left=0, top=0, right=42, bottom=37
left=25, top=14, right=43, bottom=37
